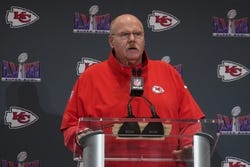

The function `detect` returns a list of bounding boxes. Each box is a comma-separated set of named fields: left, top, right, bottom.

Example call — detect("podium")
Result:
left=73, top=118, right=217, bottom=167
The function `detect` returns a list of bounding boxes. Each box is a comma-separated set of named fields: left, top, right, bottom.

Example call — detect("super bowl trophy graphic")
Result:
left=89, top=5, right=99, bottom=31
left=227, top=9, right=237, bottom=35
left=17, top=53, right=28, bottom=79
left=17, top=151, right=28, bottom=167
left=231, top=106, right=241, bottom=132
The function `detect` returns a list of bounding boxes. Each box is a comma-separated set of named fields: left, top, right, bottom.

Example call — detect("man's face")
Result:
left=109, top=15, right=145, bottom=66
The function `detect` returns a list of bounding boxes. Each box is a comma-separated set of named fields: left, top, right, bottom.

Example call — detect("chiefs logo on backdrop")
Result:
left=147, top=10, right=180, bottom=32
left=217, top=60, right=250, bottom=82
left=6, top=6, right=39, bottom=28
left=221, top=157, right=250, bottom=167
left=4, top=106, right=39, bottom=129
left=76, top=57, right=101, bottom=75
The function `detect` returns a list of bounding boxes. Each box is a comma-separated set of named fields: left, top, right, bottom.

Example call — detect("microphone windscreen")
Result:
left=130, top=77, right=144, bottom=96
left=141, top=122, right=164, bottom=137
left=118, top=122, right=140, bottom=137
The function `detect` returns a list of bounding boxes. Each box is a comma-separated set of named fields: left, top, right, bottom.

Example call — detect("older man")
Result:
left=60, top=14, right=205, bottom=167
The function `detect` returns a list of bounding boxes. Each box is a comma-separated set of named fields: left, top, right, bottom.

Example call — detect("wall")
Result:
left=1, top=0, right=250, bottom=166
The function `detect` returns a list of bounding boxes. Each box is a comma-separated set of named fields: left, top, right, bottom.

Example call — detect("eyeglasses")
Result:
left=111, top=31, right=144, bottom=40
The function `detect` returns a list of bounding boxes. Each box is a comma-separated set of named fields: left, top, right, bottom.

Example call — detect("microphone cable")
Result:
left=118, top=68, right=164, bottom=137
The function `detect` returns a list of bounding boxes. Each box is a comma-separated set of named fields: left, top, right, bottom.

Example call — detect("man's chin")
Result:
left=127, top=60, right=140, bottom=66
left=125, top=54, right=141, bottom=66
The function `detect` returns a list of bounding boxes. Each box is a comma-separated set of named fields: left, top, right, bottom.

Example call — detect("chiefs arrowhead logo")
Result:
left=4, top=106, right=39, bottom=129
left=218, top=60, right=250, bottom=82
left=6, top=6, right=39, bottom=28
left=221, top=157, right=250, bottom=167
left=147, top=10, right=180, bottom=32
left=76, top=57, right=101, bottom=75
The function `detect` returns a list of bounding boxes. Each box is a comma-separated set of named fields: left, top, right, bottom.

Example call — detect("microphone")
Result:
left=130, top=68, right=144, bottom=97
left=118, top=95, right=164, bottom=137
left=118, top=96, right=141, bottom=137
left=141, top=96, right=159, bottom=118
left=118, top=68, right=164, bottom=137
left=137, top=68, right=142, bottom=76
left=129, top=68, right=160, bottom=118
left=140, top=96, right=164, bottom=137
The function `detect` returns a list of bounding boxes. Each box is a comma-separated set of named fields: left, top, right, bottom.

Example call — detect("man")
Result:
left=60, top=14, right=205, bottom=167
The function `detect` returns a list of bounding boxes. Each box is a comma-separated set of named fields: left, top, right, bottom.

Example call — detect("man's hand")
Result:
left=172, top=145, right=193, bottom=160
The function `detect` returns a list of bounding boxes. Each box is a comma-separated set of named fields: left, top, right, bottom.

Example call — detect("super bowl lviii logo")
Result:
left=73, top=5, right=111, bottom=33
left=6, top=6, right=39, bottom=28
left=147, top=10, right=180, bottom=32
left=1, top=53, right=41, bottom=82
left=217, top=106, right=250, bottom=134
left=1, top=151, right=39, bottom=167
left=217, top=60, right=249, bottom=82
left=212, top=9, right=250, bottom=37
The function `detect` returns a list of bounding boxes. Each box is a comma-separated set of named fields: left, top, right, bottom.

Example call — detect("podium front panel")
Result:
left=73, top=118, right=218, bottom=166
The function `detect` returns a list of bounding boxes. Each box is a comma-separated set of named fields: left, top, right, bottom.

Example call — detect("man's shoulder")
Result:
left=149, top=59, right=174, bottom=69
left=78, top=60, right=108, bottom=80
left=85, top=60, right=108, bottom=72
left=148, top=59, right=182, bottom=78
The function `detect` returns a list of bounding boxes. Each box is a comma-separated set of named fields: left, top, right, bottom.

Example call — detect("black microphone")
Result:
left=118, top=96, right=141, bottom=137
left=119, top=88, right=164, bottom=136
left=137, top=68, right=142, bottom=76
left=118, top=96, right=164, bottom=137
left=118, top=68, right=164, bottom=137
left=130, top=68, right=144, bottom=97
left=132, top=68, right=136, bottom=76
left=119, top=69, right=142, bottom=137
left=140, top=96, right=164, bottom=137
left=141, top=96, right=159, bottom=118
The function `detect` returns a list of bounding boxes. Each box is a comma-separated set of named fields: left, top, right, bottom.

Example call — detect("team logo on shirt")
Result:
left=152, top=85, right=165, bottom=94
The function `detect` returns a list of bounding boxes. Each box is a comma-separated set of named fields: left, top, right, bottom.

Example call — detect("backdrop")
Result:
left=1, top=0, right=250, bottom=166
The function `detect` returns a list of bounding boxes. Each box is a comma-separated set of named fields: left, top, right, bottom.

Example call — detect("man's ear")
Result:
left=108, top=35, right=114, bottom=48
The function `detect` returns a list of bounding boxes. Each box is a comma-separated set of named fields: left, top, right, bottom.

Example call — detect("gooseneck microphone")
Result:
left=129, top=68, right=160, bottom=118
left=118, top=96, right=141, bottom=137
left=141, top=96, right=159, bottom=118
left=118, top=68, right=164, bottom=137
left=127, top=96, right=135, bottom=118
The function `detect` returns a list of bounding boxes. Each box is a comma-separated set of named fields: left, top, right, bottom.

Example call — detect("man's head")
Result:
left=109, top=14, right=145, bottom=67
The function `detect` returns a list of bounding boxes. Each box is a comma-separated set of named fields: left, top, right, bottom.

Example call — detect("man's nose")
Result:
left=128, top=33, right=136, bottom=41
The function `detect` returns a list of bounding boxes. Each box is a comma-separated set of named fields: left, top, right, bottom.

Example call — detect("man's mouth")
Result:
left=128, top=47, right=137, bottom=50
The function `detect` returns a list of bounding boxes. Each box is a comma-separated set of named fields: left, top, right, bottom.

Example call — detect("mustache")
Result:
left=126, top=44, right=138, bottom=50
